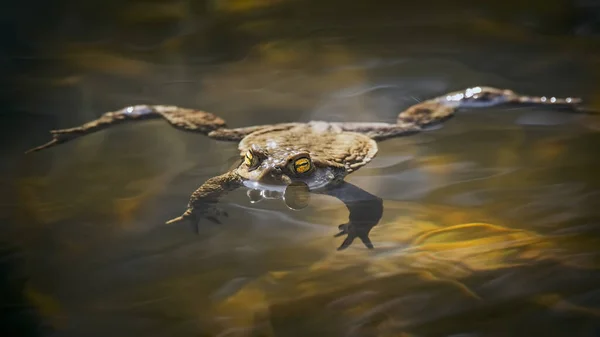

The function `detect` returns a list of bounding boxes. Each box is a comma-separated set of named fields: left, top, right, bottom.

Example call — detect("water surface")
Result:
left=2, top=1, right=600, bottom=336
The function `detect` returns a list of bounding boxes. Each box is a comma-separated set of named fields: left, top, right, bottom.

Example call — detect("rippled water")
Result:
left=2, top=1, right=600, bottom=336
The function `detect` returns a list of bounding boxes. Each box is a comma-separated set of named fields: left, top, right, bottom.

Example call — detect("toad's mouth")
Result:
left=242, top=166, right=338, bottom=210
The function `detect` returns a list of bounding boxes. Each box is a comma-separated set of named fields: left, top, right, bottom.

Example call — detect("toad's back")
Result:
left=238, top=122, right=378, bottom=173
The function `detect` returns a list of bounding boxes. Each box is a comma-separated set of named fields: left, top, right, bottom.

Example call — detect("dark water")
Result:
left=2, top=1, right=600, bottom=336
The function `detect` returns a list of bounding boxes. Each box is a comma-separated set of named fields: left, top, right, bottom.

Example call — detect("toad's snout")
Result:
left=261, top=169, right=292, bottom=185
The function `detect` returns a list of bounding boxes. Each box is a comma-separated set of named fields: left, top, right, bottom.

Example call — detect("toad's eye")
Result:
left=293, top=157, right=312, bottom=174
left=244, top=150, right=259, bottom=169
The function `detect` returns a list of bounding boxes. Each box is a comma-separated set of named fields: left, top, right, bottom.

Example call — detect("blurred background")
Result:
left=1, top=0, right=600, bottom=336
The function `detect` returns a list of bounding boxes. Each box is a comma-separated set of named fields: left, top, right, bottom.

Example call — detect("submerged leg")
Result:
left=317, top=181, right=384, bottom=250
left=25, top=105, right=227, bottom=153
left=165, top=171, right=242, bottom=233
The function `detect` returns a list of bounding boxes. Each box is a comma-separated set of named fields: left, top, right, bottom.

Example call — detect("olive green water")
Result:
left=2, top=1, right=600, bottom=336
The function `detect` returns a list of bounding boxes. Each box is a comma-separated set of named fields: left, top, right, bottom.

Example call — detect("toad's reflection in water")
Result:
left=246, top=181, right=312, bottom=210
left=229, top=180, right=383, bottom=250
left=282, top=181, right=311, bottom=210
left=286, top=180, right=383, bottom=250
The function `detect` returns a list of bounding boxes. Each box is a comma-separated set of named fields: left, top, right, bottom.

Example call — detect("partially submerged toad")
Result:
left=26, top=87, right=584, bottom=249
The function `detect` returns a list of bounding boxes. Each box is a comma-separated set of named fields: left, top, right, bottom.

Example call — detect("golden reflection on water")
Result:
left=11, top=92, right=600, bottom=337
left=4, top=1, right=600, bottom=336
left=209, top=201, right=599, bottom=337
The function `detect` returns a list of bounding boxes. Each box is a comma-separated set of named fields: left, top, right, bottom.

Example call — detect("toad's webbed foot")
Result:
left=166, top=171, right=241, bottom=233
left=25, top=105, right=227, bottom=153
left=166, top=203, right=229, bottom=233
left=335, top=223, right=375, bottom=250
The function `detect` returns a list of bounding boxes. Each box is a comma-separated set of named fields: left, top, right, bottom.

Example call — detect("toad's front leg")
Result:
left=166, top=171, right=242, bottom=233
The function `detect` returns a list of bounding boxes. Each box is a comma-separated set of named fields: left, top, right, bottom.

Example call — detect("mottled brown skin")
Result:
left=25, top=87, right=585, bottom=249
left=237, top=123, right=379, bottom=173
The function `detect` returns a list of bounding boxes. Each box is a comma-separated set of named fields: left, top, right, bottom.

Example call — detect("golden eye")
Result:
left=293, top=157, right=311, bottom=174
left=244, top=150, right=255, bottom=167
